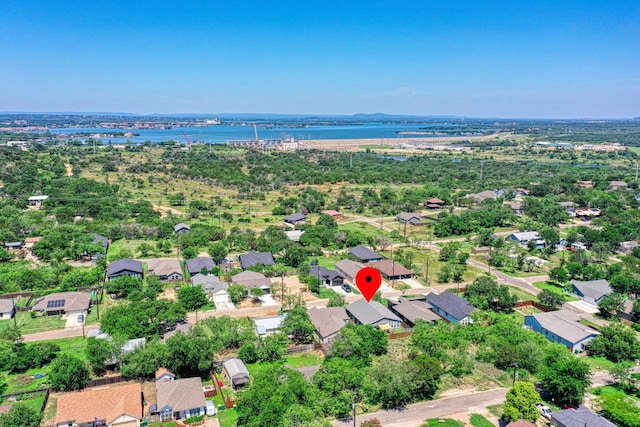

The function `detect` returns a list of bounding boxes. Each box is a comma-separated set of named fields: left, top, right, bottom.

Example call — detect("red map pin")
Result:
left=355, top=267, right=382, bottom=302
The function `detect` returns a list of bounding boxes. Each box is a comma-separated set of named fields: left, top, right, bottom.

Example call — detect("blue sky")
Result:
left=1, top=1, right=639, bottom=118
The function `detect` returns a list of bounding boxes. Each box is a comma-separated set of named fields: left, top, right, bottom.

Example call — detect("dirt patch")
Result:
left=281, top=275, right=318, bottom=302
left=159, top=288, right=177, bottom=301
left=237, top=298, right=262, bottom=309
left=152, top=205, right=185, bottom=218
left=64, top=163, right=73, bottom=176
left=141, top=381, right=157, bottom=416
left=439, top=384, right=480, bottom=398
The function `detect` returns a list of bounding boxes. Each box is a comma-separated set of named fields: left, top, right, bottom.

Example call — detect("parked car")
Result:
left=77, top=314, right=84, bottom=322
left=206, top=400, right=216, bottom=416
left=535, top=403, right=552, bottom=420
left=342, top=284, right=352, bottom=293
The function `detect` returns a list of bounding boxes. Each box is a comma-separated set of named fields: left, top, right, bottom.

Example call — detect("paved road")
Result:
left=23, top=324, right=100, bottom=342
left=332, top=388, right=507, bottom=427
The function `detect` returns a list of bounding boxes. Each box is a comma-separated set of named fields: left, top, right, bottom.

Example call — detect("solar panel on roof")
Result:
left=46, top=299, right=65, bottom=309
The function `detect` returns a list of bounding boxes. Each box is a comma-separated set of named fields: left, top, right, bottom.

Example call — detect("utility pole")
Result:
left=512, top=363, right=518, bottom=386
left=11, top=293, right=16, bottom=327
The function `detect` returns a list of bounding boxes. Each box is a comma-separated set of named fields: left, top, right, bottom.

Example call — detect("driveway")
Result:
left=213, top=293, right=235, bottom=311
left=259, top=294, right=278, bottom=306
left=565, top=300, right=599, bottom=314
left=64, top=311, right=85, bottom=329
left=401, top=278, right=426, bottom=289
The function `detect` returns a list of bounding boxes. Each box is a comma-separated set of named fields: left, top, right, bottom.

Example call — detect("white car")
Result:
left=206, top=400, right=216, bottom=416
left=535, top=403, right=552, bottom=420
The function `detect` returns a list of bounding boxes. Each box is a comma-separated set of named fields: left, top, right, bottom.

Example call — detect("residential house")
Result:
left=285, top=230, right=305, bottom=242
left=504, top=200, right=524, bottom=216
left=185, top=256, right=216, bottom=276
left=515, top=188, right=531, bottom=198
left=231, top=271, right=272, bottom=293
left=0, top=299, right=15, bottom=320
left=570, top=279, right=612, bottom=305
left=32, top=291, right=90, bottom=316
left=156, top=367, right=176, bottom=381
left=425, top=292, right=476, bottom=324
left=346, top=299, right=402, bottom=331
left=191, top=274, right=229, bottom=299
left=424, top=198, right=446, bottom=209
left=575, top=207, right=601, bottom=218
left=506, top=420, right=536, bottom=427
left=284, top=213, right=307, bottom=226
left=147, top=258, right=183, bottom=281
left=93, top=233, right=109, bottom=253
left=348, top=245, right=384, bottom=263
left=524, top=310, right=599, bottom=352
left=506, top=231, right=543, bottom=248
left=3, top=241, right=23, bottom=251
left=608, top=180, right=628, bottom=191
left=309, top=265, right=344, bottom=287
left=575, top=180, right=594, bottom=189
left=619, top=299, right=636, bottom=323
left=321, top=210, right=344, bottom=221
left=223, top=358, right=250, bottom=389
left=335, top=259, right=365, bottom=284
left=173, top=223, right=190, bottom=234
left=107, top=258, right=144, bottom=280
left=570, top=242, right=588, bottom=251
left=24, top=236, right=41, bottom=249
left=387, top=297, right=442, bottom=327
left=396, top=212, right=422, bottom=225
left=28, top=195, right=48, bottom=208
left=238, top=250, right=275, bottom=270
left=466, top=189, right=507, bottom=203
left=550, top=407, right=616, bottom=427
left=253, top=314, right=286, bottom=337
left=617, top=240, right=640, bottom=255
left=307, top=307, right=350, bottom=344
left=156, top=377, right=206, bottom=421
left=55, top=382, right=143, bottom=427
left=556, top=142, right=573, bottom=150
left=559, top=201, right=577, bottom=217
left=371, top=259, right=413, bottom=281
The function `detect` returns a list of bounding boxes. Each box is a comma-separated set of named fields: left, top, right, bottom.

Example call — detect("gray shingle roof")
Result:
left=309, top=265, right=343, bottom=281
left=156, top=377, right=206, bottom=413
left=397, top=212, right=421, bottom=224
left=174, top=223, right=190, bottom=232
left=284, top=213, right=306, bottom=223
left=346, top=299, right=401, bottom=326
left=93, top=233, right=109, bottom=250
left=529, top=310, right=599, bottom=344
left=508, top=231, right=540, bottom=242
left=308, top=307, right=350, bottom=340
left=238, top=251, right=275, bottom=269
left=570, top=279, right=612, bottom=301
left=223, top=358, right=250, bottom=386
left=335, top=259, right=365, bottom=281
left=550, top=407, right=616, bottom=427
left=0, top=299, right=15, bottom=314
left=371, top=259, right=413, bottom=277
left=107, top=258, right=143, bottom=276
left=388, top=298, right=441, bottom=324
left=147, top=258, right=182, bottom=277
left=425, top=292, right=476, bottom=321
left=191, top=274, right=229, bottom=293
left=348, top=245, right=383, bottom=262
left=185, top=257, right=216, bottom=275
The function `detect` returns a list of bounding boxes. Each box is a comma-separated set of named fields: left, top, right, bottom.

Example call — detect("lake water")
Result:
left=48, top=123, right=457, bottom=144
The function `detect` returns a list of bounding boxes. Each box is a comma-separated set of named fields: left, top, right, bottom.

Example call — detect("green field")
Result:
left=0, top=312, right=66, bottom=335
left=532, top=281, right=580, bottom=301
left=422, top=419, right=465, bottom=427
left=470, top=414, right=495, bottom=427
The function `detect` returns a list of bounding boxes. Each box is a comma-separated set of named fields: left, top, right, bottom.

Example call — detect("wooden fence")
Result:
left=514, top=300, right=553, bottom=312
left=212, top=371, right=235, bottom=409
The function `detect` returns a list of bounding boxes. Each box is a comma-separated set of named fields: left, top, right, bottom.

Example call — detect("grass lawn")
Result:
left=470, top=414, right=495, bottom=427
left=8, top=394, right=45, bottom=413
left=148, top=422, right=178, bottom=427
left=284, top=352, right=323, bottom=368
left=590, top=385, right=640, bottom=401
left=0, top=312, right=66, bottom=335
left=581, top=356, right=617, bottom=371
left=338, top=221, right=395, bottom=242
left=532, top=281, right=580, bottom=301
left=317, top=287, right=339, bottom=299
left=486, top=404, right=503, bottom=418
left=422, top=418, right=465, bottom=427
left=504, top=285, right=538, bottom=302
left=217, top=407, right=238, bottom=427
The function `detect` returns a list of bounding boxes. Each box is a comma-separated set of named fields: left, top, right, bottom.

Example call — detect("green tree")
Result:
left=85, top=337, right=118, bottom=376
left=0, top=402, right=41, bottom=427
left=330, top=324, right=388, bottom=366
left=283, top=244, right=308, bottom=267
left=411, top=354, right=443, bottom=400
left=362, top=355, right=416, bottom=409
left=228, top=284, right=248, bottom=304
left=249, top=287, right=265, bottom=301
left=598, top=388, right=640, bottom=427
left=327, top=292, right=346, bottom=307
left=257, top=332, right=287, bottom=362
left=538, top=289, right=566, bottom=309
left=597, top=293, right=625, bottom=318
left=178, top=285, right=208, bottom=310
left=587, top=323, right=640, bottom=362
left=549, top=267, right=569, bottom=284
left=207, top=241, right=229, bottom=263
left=49, top=354, right=90, bottom=391
left=464, top=276, right=517, bottom=312
left=281, top=304, right=315, bottom=344
left=502, top=381, right=541, bottom=423
left=540, top=357, right=591, bottom=407
left=107, top=275, right=143, bottom=298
